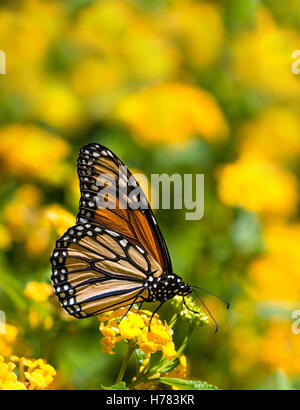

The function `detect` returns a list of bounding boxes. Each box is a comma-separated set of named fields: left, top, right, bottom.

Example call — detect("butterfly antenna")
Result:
left=190, top=289, right=219, bottom=334
left=191, top=285, right=230, bottom=309
left=148, top=301, right=165, bottom=332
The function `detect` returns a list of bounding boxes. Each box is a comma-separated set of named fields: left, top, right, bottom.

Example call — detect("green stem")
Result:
left=169, top=313, right=179, bottom=329
left=115, top=342, right=136, bottom=384
left=176, top=325, right=195, bottom=357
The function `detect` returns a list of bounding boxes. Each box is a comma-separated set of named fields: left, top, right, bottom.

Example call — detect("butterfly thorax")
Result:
left=145, top=273, right=191, bottom=303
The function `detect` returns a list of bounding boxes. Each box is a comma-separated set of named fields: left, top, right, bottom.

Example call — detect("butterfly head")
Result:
left=176, top=279, right=192, bottom=297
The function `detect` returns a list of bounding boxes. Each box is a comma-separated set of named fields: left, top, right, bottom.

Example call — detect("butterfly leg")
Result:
left=117, top=292, right=144, bottom=325
left=148, top=302, right=165, bottom=332
left=137, top=301, right=144, bottom=310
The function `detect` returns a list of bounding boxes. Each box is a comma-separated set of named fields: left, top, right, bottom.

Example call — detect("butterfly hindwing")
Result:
left=50, top=222, right=162, bottom=317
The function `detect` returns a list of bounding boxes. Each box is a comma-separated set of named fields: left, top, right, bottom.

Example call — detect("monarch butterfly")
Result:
left=50, top=143, right=228, bottom=331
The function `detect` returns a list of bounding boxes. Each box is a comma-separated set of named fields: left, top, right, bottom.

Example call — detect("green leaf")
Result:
left=154, top=357, right=180, bottom=374
left=160, top=377, right=219, bottom=390
left=101, top=381, right=129, bottom=390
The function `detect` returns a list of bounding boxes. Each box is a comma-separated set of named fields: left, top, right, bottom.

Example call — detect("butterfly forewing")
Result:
left=77, top=143, right=172, bottom=272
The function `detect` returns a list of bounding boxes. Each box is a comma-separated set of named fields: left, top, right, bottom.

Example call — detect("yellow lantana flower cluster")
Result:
left=171, top=295, right=209, bottom=327
left=0, top=124, right=70, bottom=184
left=0, top=356, right=26, bottom=390
left=116, top=83, right=229, bottom=145
left=4, top=184, right=75, bottom=258
left=21, top=357, right=56, bottom=390
left=160, top=1, right=224, bottom=70
left=24, top=281, right=53, bottom=303
left=24, top=281, right=54, bottom=330
left=260, top=322, right=300, bottom=376
left=237, top=107, right=300, bottom=163
left=232, top=6, right=300, bottom=98
left=0, top=325, right=18, bottom=357
left=43, top=203, right=76, bottom=237
left=98, top=308, right=176, bottom=360
left=248, top=222, right=300, bottom=303
left=0, top=0, right=65, bottom=96
left=217, top=153, right=298, bottom=218
left=0, top=355, right=56, bottom=390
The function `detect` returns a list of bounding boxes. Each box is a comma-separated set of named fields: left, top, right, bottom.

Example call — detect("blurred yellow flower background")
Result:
left=117, top=83, right=229, bottom=144
left=0, top=0, right=299, bottom=390
left=217, top=154, right=298, bottom=218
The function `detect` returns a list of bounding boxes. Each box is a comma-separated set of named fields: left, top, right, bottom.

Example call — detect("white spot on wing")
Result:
left=106, top=229, right=119, bottom=237
left=120, top=239, right=128, bottom=247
